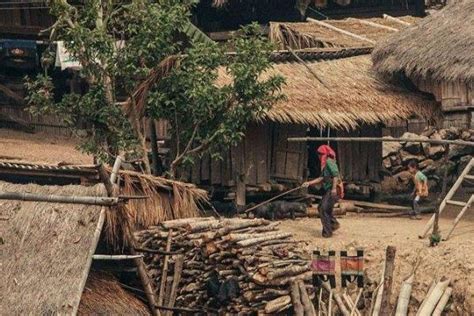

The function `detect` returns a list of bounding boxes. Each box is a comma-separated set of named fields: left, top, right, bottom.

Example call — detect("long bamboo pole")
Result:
left=92, top=254, right=143, bottom=260
left=0, top=191, right=120, bottom=206
left=307, top=18, right=376, bottom=44
left=348, top=18, right=399, bottom=32
left=383, top=14, right=412, bottom=26
left=288, top=137, right=474, bottom=147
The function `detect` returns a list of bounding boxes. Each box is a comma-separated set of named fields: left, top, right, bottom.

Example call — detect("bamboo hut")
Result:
left=372, top=0, right=474, bottom=128
left=182, top=52, right=438, bottom=204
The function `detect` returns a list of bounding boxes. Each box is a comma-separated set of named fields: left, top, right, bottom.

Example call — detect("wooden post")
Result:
left=110, top=155, right=123, bottom=185
left=379, top=246, right=396, bottom=315
left=165, top=254, right=184, bottom=316
left=432, top=145, right=450, bottom=239
left=236, top=173, right=246, bottom=212
left=158, top=229, right=173, bottom=305
left=149, top=120, right=160, bottom=176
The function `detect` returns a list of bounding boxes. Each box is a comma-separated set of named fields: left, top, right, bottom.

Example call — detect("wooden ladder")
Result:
left=419, top=157, right=474, bottom=240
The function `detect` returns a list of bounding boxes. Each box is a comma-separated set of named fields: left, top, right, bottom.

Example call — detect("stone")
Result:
left=419, top=159, right=434, bottom=170
left=457, top=155, right=473, bottom=175
left=383, top=157, right=392, bottom=169
left=421, top=127, right=436, bottom=138
left=76, top=129, right=88, bottom=138
left=394, top=170, right=412, bottom=184
left=461, top=130, right=471, bottom=141
left=399, top=150, right=425, bottom=164
left=428, top=145, right=445, bottom=160
left=439, top=128, right=459, bottom=140
left=389, top=154, right=402, bottom=167
left=448, top=144, right=474, bottom=160
left=382, top=137, right=402, bottom=158
left=401, top=132, right=428, bottom=155
left=381, top=176, right=404, bottom=193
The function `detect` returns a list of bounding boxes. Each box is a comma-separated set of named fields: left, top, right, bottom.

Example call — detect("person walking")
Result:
left=408, top=159, right=428, bottom=220
left=303, top=145, right=342, bottom=238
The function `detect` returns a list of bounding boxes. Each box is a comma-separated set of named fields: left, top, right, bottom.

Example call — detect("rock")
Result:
left=419, top=159, right=434, bottom=170
left=428, top=145, right=445, bottom=160
left=383, top=157, right=391, bottom=169
left=461, top=130, right=471, bottom=141
left=401, top=132, right=428, bottom=155
left=430, top=131, right=442, bottom=140
left=381, top=176, right=404, bottom=193
left=421, top=127, right=436, bottom=138
left=394, top=170, right=412, bottom=184
left=389, top=154, right=402, bottom=167
left=457, top=155, right=472, bottom=175
left=439, top=128, right=459, bottom=140
left=76, top=129, right=88, bottom=138
left=448, top=144, right=474, bottom=160
left=400, top=150, right=425, bottom=164
left=382, top=137, right=402, bottom=158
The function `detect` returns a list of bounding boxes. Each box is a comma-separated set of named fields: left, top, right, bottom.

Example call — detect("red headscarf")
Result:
left=317, top=145, right=336, bottom=170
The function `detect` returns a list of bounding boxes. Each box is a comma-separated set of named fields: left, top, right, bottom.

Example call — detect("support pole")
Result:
left=432, top=145, right=450, bottom=241
left=307, top=18, right=376, bottom=44
left=92, top=254, right=143, bottom=260
left=288, top=136, right=474, bottom=147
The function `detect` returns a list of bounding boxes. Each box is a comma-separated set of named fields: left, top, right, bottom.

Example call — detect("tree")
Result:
left=27, top=0, right=283, bottom=177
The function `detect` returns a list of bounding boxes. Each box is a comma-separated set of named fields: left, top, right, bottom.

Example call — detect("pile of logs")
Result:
left=134, top=217, right=315, bottom=314
left=381, top=128, right=474, bottom=193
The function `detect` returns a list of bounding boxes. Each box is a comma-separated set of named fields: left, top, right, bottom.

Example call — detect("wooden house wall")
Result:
left=0, top=7, right=53, bottom=36
left=183, top=122, right=307, bottom=187
left=336, top=125, right=382, bottom=183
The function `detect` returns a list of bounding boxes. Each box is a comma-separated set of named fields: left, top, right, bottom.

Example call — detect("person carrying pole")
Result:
left=408, top=159, right=429, bottom=220
left=303, top=145, right=343, bottom=238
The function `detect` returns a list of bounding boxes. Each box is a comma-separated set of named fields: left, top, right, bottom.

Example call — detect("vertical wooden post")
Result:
left=149, top=119, right=160, bottom=176
left=379, top=246, right=396, bottom=316
left=432, top=145, right=449, bottom=238
left=236, top=174, right=246, bottom=211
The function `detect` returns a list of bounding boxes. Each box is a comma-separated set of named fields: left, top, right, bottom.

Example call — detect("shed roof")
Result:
left=372, top=0, right=474, bottom=83
left=0, top=181, right=106, bottom=315
left=219, top=54, right=438, bottom=129
left=269, top=16, right=419, bottom=50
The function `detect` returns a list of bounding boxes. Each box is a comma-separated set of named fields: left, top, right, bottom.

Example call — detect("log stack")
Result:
left=381, top=128, right=474, bottom=193
left=134, top=217, right=314, bottom=314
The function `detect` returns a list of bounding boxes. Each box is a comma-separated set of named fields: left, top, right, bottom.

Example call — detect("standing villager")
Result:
left=303, top=145, right=342, bottom=238
left=408, top=159, right=428, bottom=220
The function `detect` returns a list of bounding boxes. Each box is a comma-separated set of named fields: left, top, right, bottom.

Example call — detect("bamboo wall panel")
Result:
left=271, top=123, right=306, bottom=182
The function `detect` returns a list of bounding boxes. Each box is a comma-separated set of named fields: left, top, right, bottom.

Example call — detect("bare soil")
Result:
left=0, top=128, right=91, bottom=165
left=279, top=213, right=474, bottom=314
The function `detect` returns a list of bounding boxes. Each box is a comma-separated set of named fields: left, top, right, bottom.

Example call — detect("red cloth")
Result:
left=317, top=145, right=336, bottom=170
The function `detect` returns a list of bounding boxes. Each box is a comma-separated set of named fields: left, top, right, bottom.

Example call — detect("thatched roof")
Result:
left=270, top=16, right=419, bottom=50
left=372, top=0, right=474, bottom=83
left=78, top=271, right=150, bottom=315
left=219, top=54, right=437, bottom=129
left=0, top=181, right=106, bottom=315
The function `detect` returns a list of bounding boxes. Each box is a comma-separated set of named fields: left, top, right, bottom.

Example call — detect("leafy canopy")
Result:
left=27, top=0, right=284, bottom=176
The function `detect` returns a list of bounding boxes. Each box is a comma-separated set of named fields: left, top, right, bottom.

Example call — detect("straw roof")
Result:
left=372, top=0, right=474, bottom=83
left=219, top=55, right=437, bottom=130
left=78, top=271, right=150, bottom=315
left=0, top=181, right=106, bottom=315
left=270, top=16, right=419, bottom=50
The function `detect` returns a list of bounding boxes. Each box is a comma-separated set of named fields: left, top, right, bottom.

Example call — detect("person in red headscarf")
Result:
left=303, top=145, right=342, bottom=238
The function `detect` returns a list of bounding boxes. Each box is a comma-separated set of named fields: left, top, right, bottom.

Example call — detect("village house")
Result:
left=372, top=0, right=474, bottom=128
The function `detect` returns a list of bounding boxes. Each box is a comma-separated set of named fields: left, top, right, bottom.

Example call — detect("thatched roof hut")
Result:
left=372, top=0, right=474, bottom=83
left=219, top=54, right=437, bottom=130
left=0, top=181, right=106, bottom=315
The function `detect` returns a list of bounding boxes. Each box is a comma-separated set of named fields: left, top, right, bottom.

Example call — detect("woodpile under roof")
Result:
left=372, top=0, right=474, bottom=83
left=218, top=54, right=438, bottom=130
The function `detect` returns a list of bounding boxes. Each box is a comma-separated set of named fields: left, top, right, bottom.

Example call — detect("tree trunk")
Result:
left=149, top=119, right=160, bottom=176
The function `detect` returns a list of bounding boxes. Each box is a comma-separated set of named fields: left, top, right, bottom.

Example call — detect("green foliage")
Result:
left=27, top=1, right=283, bottom=174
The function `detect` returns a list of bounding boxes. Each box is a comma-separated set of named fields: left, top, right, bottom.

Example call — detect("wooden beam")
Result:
left=307, top=18, right=376, bottom=45
left=348, top=18, right=399, bottom=32
left=383, top=14, right=412, bottom=26
left=288, top=136, right=474, bottom=147
left=0, top=191, right=120, bottom=206
left=92, top=254, right=144, bottom=260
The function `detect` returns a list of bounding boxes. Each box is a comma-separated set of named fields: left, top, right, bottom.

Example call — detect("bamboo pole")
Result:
left=110, top=155, right=123, bottom=184
left=417, top=279, right=450, bottom=316
left=323, top=283, right=349, bottom=316
left=0, top=191, right=120, bottom=206
left=288, top=136, right=474, bottom=147
left=92, top=254, right=143, bottom=260
left=420, top=158, right=474, bottom=238
left=350, top=289, right=363, bottom=316
left=417, top=280, right=437, bottom=315
left=383, top=14, right=412, bottom=26
left=432, top=287, right=452, bottom=316
left=307, top=18, right=376, bottom=44
left=348, top=18, right=399, bottom=32
left=432, top=145, right=450, bottom=241
left=158, top=229, right=173, bottom=306
left=165, top=254, right=184, bottom=316
left=244, top=186, right=303, bottom=213
left=395, top=274, right=414, bottom=316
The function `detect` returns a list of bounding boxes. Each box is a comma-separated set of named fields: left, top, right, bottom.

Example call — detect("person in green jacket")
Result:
left=303, top=145, right=341, bottom=238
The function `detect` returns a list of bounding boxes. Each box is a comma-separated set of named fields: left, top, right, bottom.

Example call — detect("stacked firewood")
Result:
left=134, top=217, right=315, bottom=314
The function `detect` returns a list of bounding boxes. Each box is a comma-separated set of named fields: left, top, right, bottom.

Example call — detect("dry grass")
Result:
left=269, top=16, right=419, bottom=50
left=103, top=168, right=207, bottom=246
left=0, top=181, right=106, bottom=315
left=372, top=0, right=474, bottom=82
left=218, top=55, right=439, bottom=130
left=78, top=271, right=150, bottom=315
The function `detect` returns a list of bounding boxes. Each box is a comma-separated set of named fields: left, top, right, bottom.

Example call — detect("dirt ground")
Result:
left=279, top=213, right=474, bottom=314
left=0, top=128, right=91, bottom=165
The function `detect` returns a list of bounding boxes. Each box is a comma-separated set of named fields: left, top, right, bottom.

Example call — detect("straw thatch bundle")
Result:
left=78, top=271, right=150, bottom=315
left=0, top=181, right=106, bottom=315
left=218, top=55, right=438, bottom=130
left=372, top=0, right=474, bottom=83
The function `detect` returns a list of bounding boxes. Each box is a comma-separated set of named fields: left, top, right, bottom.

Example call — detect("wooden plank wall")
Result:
left=336, top=125, right=382, bottom=183
left=0, top=7, right=53, bottom=34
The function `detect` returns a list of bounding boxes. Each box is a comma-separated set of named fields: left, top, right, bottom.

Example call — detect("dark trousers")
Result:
left=319, top=190, right=340, bottom=237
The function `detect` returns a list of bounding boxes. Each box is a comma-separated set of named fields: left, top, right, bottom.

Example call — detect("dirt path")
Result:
left=279, top=214, right=474, bottom=313
left=0, top=128, right=91, bottom=165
